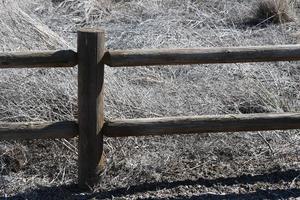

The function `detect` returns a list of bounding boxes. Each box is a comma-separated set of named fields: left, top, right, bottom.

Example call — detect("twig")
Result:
left=258, top=132, right=274, bottom=155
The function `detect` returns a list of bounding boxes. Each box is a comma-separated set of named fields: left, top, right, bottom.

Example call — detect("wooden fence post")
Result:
left=77, top=28, right=105, bottom=188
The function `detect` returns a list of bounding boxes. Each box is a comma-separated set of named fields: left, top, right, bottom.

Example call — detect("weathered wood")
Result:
left=0, top=121, right=77, bottom=140
left=104, top=45, right=300, bottom=67
left=0, top=50, right=77, bottom=68
left=77, top=28, right=105, bottom=188
left=104, top=113, right=300, bottom=137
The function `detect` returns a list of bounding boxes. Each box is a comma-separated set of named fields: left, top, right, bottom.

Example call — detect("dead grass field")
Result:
left=2, top=0, right=300, bottom=199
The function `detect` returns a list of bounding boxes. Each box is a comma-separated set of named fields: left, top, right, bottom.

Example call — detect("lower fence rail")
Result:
left=104, top=112, right=300, bottom=137
left=1, top=112, right=300, bottom=140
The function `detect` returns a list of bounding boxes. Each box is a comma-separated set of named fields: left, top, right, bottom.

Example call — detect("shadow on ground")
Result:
left=4, top=169, right=300, bottom=200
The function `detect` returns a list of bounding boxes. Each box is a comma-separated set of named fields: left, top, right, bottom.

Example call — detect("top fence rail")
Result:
left=0, top=50, right=77, bottom=68
left=1, top=45, right=300, bottom=68
left=104, top=45, right=300, bottom=67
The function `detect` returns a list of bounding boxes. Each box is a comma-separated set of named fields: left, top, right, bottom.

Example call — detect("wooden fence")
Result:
left=1, top=28, right=300, bottom=188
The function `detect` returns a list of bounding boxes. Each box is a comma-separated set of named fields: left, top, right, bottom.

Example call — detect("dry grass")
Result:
left=0, top=0, right=300, bottom=199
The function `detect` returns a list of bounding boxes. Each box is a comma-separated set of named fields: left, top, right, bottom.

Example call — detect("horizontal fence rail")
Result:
left=0, top=50, right=77, bottom=68
left=0, top=121, right=78, bottom=140
left=104, top=45, right=300, bottom=67
left=104, top=113, right=300, bottom=137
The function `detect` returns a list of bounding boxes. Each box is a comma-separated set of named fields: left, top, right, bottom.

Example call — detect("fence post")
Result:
left=77, top=28, right=105, bottom=188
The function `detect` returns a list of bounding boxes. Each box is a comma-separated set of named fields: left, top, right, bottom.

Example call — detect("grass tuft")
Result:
left=252, top=0, right=295, bottom=25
